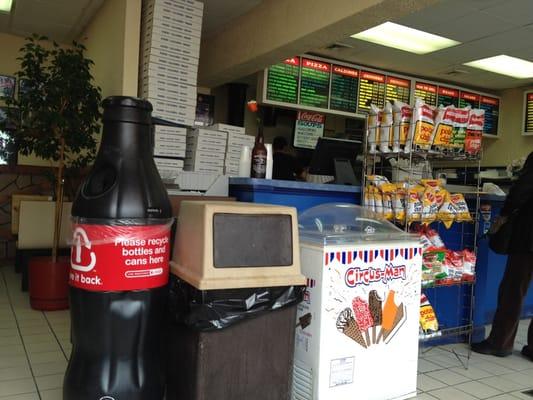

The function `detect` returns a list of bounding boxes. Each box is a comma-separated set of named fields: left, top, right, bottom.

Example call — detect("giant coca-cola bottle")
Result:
left=64, top=97, right=172, bottom=400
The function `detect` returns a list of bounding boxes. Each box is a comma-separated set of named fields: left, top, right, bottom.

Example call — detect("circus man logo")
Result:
left=345, top=264, right=406, bottom=288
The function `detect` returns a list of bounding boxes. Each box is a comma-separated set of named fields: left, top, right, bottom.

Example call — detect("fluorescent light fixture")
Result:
left=351, top=21, right=460, bottom=54
left=0, top=0, right=13, bottom=13
left=464, top=55, right=533, bottom=79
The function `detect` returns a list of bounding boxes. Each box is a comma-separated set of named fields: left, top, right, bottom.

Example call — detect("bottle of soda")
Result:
left=250, top=126, right=267, bottom=178
left=64, top=97, right=172, bottom=400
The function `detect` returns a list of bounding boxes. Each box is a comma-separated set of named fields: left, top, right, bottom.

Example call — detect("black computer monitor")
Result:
left=308, top=137, right=362, bottom=185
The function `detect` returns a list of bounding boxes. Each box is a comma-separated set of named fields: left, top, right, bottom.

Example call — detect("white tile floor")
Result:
left=0, top=264, right=532, bottom=400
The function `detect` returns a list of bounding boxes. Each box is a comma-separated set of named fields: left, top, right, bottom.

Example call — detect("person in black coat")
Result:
left=472, top=152, right=533, bottom=360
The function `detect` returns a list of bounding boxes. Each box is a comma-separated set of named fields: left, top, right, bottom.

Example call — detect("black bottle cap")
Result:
left=102, top=96, right=153, bottom=125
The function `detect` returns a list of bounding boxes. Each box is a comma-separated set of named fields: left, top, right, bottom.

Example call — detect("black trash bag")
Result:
left=169, top=275, right=305, bottom=331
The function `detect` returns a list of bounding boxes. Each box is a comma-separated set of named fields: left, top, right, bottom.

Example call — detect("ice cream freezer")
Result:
left=293, top=204, right=422, bottom=400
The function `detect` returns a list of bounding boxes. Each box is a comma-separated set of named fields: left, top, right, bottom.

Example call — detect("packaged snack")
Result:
left=367, top=175, right=389, bottom=188
left=364, top=186, right=375, bottom=212
left=465, top=109, right=485, bottom=156
left=421, top=188, right=438, bottom=225
left=379, top=101, right=393, bottom=153
left=393, top=185, right=406, bottom=224
left=426, top=227, right=446, bottom=249
left=406, top=187, right=423, bottom=224
left=368, top=104, right=380, bottom=154
left=423, top=250, right=447, bottom=281
left=450, top=193, right=472, bottom=223
left=450, top=107, right=470, bottom=152
left=420, top=179, right=441, bottom=188
left=373, top=187, right=383, bottom=216
left=392, top=100, right=412, bottom=152
left=437, top=192, right=457, bottom=229
left=420, top=293, right=439, bottom=335
left=411, top=98, right=435, bottom=151
left=421, top=263, right=434, bottom=287
left=462, top=249, right=476, bottom=281
left=445, top=250, right=464, bottom=282
left=381, top=183, right=395, bottom=221
left=431, top=106, right=455, bottom=151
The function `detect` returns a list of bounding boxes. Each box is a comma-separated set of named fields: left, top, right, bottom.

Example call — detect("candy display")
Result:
left=364, top=177, right=473, bottom=228
left=366, top=99, right=485, bottom=155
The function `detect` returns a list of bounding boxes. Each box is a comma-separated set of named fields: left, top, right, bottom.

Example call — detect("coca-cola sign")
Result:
left=297, top=111, right=325, bottom=124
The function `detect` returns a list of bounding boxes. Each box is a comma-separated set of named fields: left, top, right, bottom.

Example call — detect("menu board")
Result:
left=385, top=76, right=411, bottom=104
left=437, top=86, right=459, bottom=107
left=358, top=71, right=386, bottom=112
left=525, top=92, right=533, bottom=134
left=459, top=91, right=480, bottom=109
left=330, top=65, right=359, bottom=113
left=266, top=57, right=300, bottom=104
left=299, top=58, right=330, bottom=109
left=480, top=96, right=499, bottom=135
left=414, top=82, right=437, bottom=106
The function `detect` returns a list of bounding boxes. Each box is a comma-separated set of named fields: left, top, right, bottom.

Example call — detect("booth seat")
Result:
left=17, top=201, right=72, bottom=291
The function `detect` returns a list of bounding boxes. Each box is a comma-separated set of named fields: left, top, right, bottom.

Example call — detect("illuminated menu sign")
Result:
left=437, top=86, right=459, bottom=107
left=385, top=76, right=411, bottom=104
left=480, top=96, right=499, bottom=135
left=414, top=82, right=437, bottom=106
left=266, top=57, right=300, bottom=104
left=525, top=93, right=533, bottom=134
left=330, top=65, right=359, bottom=113
left=299, top=58, right=331, bottom=109
left=459, top=91, right=480, bottom=109
left=358, top=71, right=386, bottom=112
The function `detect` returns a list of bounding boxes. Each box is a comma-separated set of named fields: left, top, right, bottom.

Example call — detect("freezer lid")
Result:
left=298, top=203, right=416, bottom=245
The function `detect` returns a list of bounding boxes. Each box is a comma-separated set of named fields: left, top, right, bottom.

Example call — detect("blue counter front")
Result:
left=229, top=178, right=361, bottom=212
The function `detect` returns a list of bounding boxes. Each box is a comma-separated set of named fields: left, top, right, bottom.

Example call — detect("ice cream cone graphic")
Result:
left=369, top=290, right=383, bottom=344
left=336, top=308, right=367, bottom=348
left=376, top=290, right=398, bottom=344
left=352, top=297, right=373, bottom=347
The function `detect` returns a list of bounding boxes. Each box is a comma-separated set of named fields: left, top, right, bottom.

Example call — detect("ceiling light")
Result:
left=351, top=21, right=460, bottom=54
left=0, top=0, right=13, bottom=13
left=464, top=55, right=533, bottom=79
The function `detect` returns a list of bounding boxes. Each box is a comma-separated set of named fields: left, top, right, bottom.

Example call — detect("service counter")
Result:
left=228, top=178, right=361, bottom=212
left=228, top=178, right=533, bottom=344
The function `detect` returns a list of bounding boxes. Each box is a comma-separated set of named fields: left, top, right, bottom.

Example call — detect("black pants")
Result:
left=487, top=253, right=533, bottom=350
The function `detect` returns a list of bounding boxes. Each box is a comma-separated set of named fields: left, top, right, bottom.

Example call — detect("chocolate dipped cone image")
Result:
left=369, top=290, right=383, bottom=344
left=352, top=297, right=374, bottom=347
left=336, top=308, right=367, bottom=348
left=376, top=290, right=398, bottom=344
left=384, top=303, right=406, bottom=344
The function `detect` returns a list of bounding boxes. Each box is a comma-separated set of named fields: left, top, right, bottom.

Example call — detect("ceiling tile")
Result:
left=429, top=11, right=517, bottom=42
left=463, top=0, right=511, bottom=11
left=482, top=0, right=533, bottom=26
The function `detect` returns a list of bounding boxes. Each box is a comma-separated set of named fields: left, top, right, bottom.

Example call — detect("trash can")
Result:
left=293, top=204, right=422, bottom=400
left=167, top=200, right=307, bottom=400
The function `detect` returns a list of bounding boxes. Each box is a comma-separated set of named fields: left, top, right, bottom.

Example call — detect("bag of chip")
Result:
left=393, top=185, right=406, bottom=224
left=446, top=250, right=464, bottom=282
left=406, top=186, right=423, bottom=224
left=368, top=104, right=380, bottom=154
left=437, top=192, right=457, bottom=229
left=373, top=187, right=384, bottom=216
left=392, top=100, right=412, bottom=153
left=421, top=188, right=438, bottom=226
left=364, top=186, right=375, bottom=212
left=381, top=183, right=395, bottom=220
left=465, top=109, right=485, bottom=156
left=426, top=227, right=446, bottom=249
left=462, top=249, right=476, bottom=281
left=379, top=101, right=393, bottom=153
left=450, top=193, right=472, bottom=222
left=420, top=293, right=439, bottom=335
left=367, top=175, right=389, bottom=188
left=431, top=105, right=455, bottom=151
left=451, top=107, right=470, bottom=152
left=411, top=98, right=435, bottom=151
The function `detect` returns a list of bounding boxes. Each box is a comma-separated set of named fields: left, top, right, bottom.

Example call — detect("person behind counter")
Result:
left=472, top=151, right=533, bottom=361
left=272, top=136, right=306, bottom=181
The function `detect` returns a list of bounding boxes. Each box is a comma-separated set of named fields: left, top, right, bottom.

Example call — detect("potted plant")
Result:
left=0, top=34, right=101, bottom=309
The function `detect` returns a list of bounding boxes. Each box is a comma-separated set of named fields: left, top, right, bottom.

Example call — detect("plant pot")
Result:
left=29, top=256, right=70, bottom=311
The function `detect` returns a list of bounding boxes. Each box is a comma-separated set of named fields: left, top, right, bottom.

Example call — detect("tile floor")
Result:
left=1, top=264, right=532, bottom=400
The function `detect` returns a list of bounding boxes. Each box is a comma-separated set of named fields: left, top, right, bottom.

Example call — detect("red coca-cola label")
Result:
left=297, top=111, right=325, bottom=124
left=69, top=224, right=171, bottom=291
